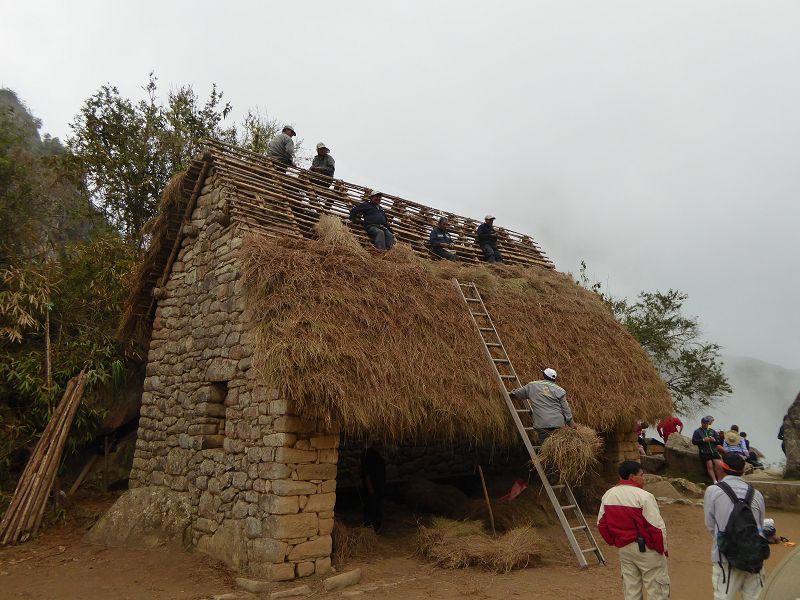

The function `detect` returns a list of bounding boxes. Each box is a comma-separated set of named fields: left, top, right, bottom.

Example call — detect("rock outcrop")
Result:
left=663, top=433, right=707, bottom=480
left=87, top=486, right=192, bottom=548
left=784, top=391, right=800, bottom=478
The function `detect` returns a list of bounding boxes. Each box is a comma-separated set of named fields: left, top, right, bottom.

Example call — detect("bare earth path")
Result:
left=1, top=500, right=798, bottom=599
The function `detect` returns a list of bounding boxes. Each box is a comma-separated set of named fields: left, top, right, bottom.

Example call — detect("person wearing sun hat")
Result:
left=722, top=429, right=749, bottom=458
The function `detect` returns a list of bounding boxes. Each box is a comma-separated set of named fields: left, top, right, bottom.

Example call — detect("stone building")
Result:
left=106, top=139, right=671, bottom=580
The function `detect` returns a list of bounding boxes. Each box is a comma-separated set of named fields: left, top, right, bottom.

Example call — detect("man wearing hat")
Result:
left=429, top=216, right=461, bottom=261
left=349, top=191, right=396, bottom=250
left=310, top=142, right=335, bottom=188
left=475, top=215, right=503, bottom=263
left=266, top=125, right=297, bottom=169
left=510, top=368, right=576, bottom=446
left=703, top=453, right=768, bottom=599
left=692, top=415, right=724, bottom=484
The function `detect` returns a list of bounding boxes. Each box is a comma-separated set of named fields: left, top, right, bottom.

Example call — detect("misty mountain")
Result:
left=682, top=355, right=800, bottom=464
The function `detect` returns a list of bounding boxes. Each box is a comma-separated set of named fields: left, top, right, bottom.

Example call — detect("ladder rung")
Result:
left=465, top=298, right=481, bottom=303
left=492, top=358, right=509, bottom=363
left=500, top=374, right=515, bottom=378
left=571, top=525, right=587, bottom=532
left=581, top=547, right=598, bottom=554
left=560, top=504, right=576, bottom=511
left=486, top=342, right=501, bottom=347
left=515, top=408, right=530, bottom=413
left=552, top=484, right=565, bottom=490
left=472, top=312, right=489, bottom=317
left=524, top=427, right=536, bottom=431
left=478, top=327, right=494, bottom=332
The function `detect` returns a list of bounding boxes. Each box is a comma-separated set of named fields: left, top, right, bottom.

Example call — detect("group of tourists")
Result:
left=600, top=454, right=771, bottom=600
left=265, top=126, right=505, bottom=262
left=691, top=416, right=765, bottom=484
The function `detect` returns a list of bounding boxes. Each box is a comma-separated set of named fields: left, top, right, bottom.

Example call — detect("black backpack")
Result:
left=715, top=481, right=770, bottom=573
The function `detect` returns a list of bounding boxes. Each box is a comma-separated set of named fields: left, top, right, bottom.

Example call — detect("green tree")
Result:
left=579, top=262, right=731, bottom=414
left=69, top=74, right=285, bottom=245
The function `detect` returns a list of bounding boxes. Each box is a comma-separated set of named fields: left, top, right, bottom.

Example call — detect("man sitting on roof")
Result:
left=349, top=191, right=396, bottom=250
left=310, top=142, right=335, bottom=188
left=476, top=215, right=504, bottom=263
left=510, top=368, right=576, bottom=445
left=429, top=216, right=461, bottom=261
left=266, top=125, right=296, bottom=169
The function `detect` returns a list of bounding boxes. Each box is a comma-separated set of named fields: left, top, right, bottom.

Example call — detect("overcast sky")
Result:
left=3, top=1, right=799, bottom=369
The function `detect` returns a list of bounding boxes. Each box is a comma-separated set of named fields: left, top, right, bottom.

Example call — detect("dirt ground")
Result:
left=1, top=495, right=798, bottom=600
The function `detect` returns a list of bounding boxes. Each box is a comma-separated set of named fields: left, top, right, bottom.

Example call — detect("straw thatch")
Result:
left=416, top=517, right=544, bottom=573
left=240, top=220, right=671, bottom=445
left=118, top=171, right=192, bottom=343
left=539, top=425, right=604, bottom=485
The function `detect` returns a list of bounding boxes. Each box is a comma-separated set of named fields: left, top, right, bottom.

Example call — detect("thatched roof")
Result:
left=119, top=139, right=552, bottom=346
left=241, top=219, right=672, bottom=443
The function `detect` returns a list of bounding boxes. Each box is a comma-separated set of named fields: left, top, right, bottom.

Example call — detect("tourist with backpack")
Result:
left=703, top=454, right=770, bottom=599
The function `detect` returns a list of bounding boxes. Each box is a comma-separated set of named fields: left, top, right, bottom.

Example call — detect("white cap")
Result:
left=282, top=125, right=296, bottom=136
left=316, top=142, right=328, bottom=150
left=485, top=215, right=495, bottom=220
left=543, top=368, right=557, bottom=381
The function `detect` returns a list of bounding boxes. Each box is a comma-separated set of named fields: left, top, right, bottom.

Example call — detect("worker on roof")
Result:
left=266, top=125, right=296, bottom=170
left=349, top=190, right=396, bottom=251
left=429, top=216, right=461, bottom=261
left=510, top=368, right=576, bottom=446
left=310, top=142, right=335, bottom=188
left=475, top=215, right=504, bottom=263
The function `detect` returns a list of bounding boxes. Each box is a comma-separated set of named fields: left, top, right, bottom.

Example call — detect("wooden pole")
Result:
left=67, top=455, right=98, bottom=497
left=478, top=465, right=496, bottom=537
left=44, top=310, right=52, bottom=394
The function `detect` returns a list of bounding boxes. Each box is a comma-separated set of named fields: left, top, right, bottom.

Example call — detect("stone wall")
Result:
left=129, top=172, right=338, bottom=580
left=600, top=430, right=640, bottom=479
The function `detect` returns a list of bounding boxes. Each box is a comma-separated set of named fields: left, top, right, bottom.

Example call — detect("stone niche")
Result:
left=128, top=174, right=340, bottom=581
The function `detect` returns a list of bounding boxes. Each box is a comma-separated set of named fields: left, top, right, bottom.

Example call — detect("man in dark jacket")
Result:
left=310, top=142, right=335, bottom=187
left=349, top=191, right=395, bottom=250
left=692, top=415, right=724, bottom=484
left=475, top=215, right=503, bottom=263
left=429, top=216, right=460, bottom=261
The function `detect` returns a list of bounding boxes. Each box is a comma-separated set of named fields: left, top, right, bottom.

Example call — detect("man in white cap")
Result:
left=510, top=368, right=576, bottom=445
left=349, top=190, right=396, bottom=250
left=475, top=215, right=503, bottom=263
left=310, top=141, right=335, bottom=187
left=266, top=125, right=296, bottom=170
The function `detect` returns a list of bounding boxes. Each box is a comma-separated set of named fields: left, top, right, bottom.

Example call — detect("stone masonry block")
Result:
left=264, top=433, right=297, bottom=447
left=296, top=464, right=337, bottom=481
left=258, top=462, right=292, bottom=480
left=248, top=537, right=287, bottom=564
left=310, top=435, right=339, bottom=450
left=287, top=535, right=332, bottom=561
left=206, top=358, right=237, bottom=382
left=303, top=493, right=336, bottom=513
left=274, top=416, right=315, bottom=434
left=275, top=448, right=318, bottom=464
left=265, top=513, right=318, bottom=539
left=272, top=480, right=317, bottom=496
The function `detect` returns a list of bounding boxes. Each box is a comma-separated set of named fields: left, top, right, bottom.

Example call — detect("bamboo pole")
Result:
left=478, top=465, right=497, bottom=537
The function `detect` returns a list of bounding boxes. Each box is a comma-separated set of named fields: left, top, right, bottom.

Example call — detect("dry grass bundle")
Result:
left=331, top=520, right=379, bottom=565
left=539, top=425, right=604, bottom=484
left=240, top=228, right=671, bottom=443
left=469, top=491, right=552, bottom=531
left=416, top=517, right=542, bottom=573
left=315, top=214, right=368, bottom=256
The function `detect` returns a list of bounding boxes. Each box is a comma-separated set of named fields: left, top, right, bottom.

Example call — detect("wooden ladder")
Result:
left=453, top=279, right=605, bottom=568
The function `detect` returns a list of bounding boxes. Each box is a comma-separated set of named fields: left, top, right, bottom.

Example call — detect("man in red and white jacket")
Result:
left=598, top=460, right=670, bottom=600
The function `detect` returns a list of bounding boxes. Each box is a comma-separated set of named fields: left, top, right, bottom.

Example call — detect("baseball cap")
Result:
left=543, top=368, right=557, bottom=381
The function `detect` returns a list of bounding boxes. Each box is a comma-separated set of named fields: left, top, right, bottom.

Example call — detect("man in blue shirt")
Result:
left=349, top=191, right=396, bottom=250
left=429, top=217, right=461, bottom=261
